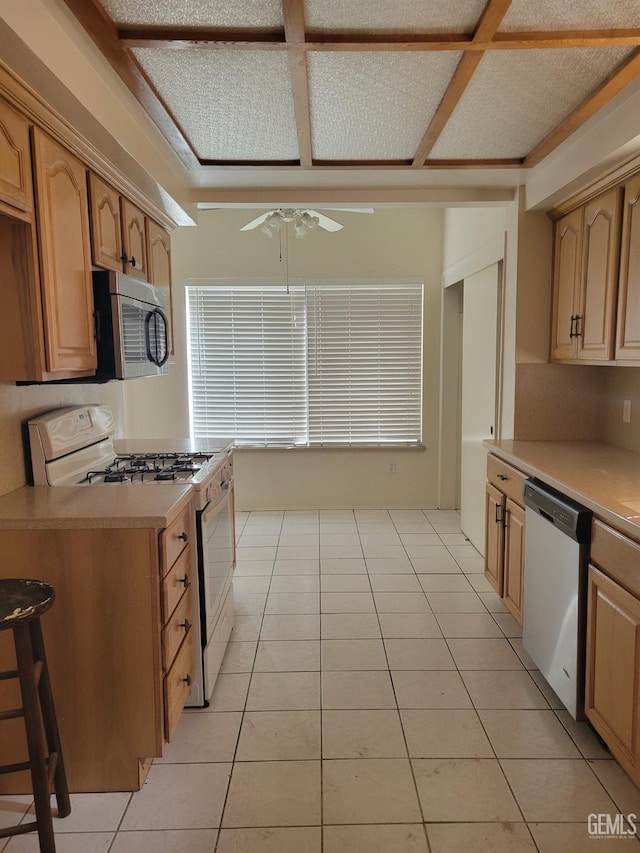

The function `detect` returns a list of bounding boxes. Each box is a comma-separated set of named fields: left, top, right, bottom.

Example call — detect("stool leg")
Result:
left=29, top=619, right=71, bottom=818
left=14, top=622, right=56, bottom=853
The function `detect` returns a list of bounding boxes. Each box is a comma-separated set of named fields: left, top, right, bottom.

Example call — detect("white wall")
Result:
left=0, top=381, right=124, bottom=496
left=124, top=208, right=445, bottom=509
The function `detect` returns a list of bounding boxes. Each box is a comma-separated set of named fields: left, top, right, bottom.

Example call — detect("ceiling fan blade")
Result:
left=239, top=212, right=272, bottom=231
left=315, top=207, right=375, bottom=214
left=314, top=212, right=344, bottom=232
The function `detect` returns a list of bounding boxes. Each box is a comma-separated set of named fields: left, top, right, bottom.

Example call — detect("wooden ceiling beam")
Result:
left=412, top=0, right=512, bottom=167
left=118, top=27, right=640, bottom=52
left=525, top=49, right=640, bottom=167
left=282, top=0, right=313, bottom=169
left=59, top=0, right=199, bottom=169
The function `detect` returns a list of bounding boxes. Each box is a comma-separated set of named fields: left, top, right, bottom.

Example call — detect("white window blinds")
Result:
left=306, top=281, right=423, bottom=445
left=187, top=279, right=423, bottom=447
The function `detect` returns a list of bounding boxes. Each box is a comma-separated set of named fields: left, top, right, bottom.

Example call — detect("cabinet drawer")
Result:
left=162, top=502, right=193, bottom=574
left=161, top=545, right=193, bottom=621
left=487, top=455, right=526, bottom=506
left=164, top=628, right=194, bottom=742
left=591, top=519, right=640, bottom=599
left=162, top=586, right=193, bottom=672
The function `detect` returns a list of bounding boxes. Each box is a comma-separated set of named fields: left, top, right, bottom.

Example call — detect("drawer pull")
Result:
left=183, top=673, right=192, bottom=687
left=178, top=532, right=189, bottom=542
left=180, top=619, right=191, bottom=633
left=497, top=474, right=509, bottom=481
left=179, top=576, right=190, bottom=588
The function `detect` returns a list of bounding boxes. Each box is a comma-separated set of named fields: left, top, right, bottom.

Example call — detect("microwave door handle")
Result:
left=145, top=309, right=169, bottom=367
left=155, top=309, right=169, bottom=366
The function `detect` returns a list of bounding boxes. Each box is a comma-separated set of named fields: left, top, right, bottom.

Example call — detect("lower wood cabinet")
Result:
left=484, top=455, right=526, bottom=624
left=503, top=498, right=525, bottom=624
left=0, top=499, right=195, bottom=792
left=586, top=525, right=640, bottom=787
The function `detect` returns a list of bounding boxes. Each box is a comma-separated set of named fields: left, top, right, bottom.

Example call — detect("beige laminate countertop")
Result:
left=0, top=484, right=193, bottom=529
left=485, top=440, right=640, bottom=539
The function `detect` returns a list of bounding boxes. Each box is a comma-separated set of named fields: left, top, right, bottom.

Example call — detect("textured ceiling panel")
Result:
left=309, top=52, right=462, bottom=160
left=132, top=49, right=298, bottom=160
left=502, top=0, right=640, bottom=31
left=100, top=0, right=283, bottom=28
left=430, top=47, right=634, bottom=160
left=305, top=0, right=487, bottom=33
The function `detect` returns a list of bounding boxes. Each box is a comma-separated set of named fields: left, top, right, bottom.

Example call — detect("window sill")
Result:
left=234, top=444, right=426, bottom=452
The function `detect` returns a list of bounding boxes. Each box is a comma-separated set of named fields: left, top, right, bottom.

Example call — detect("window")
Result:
left=187, top=279, right=423, bottom=447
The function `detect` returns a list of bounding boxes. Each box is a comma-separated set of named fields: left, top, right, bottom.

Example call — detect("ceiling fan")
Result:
left=240, top=207, right=374, bottom=238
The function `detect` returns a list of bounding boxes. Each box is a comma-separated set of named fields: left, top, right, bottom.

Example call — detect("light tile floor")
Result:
left=2, top=508, right=640, bottom=852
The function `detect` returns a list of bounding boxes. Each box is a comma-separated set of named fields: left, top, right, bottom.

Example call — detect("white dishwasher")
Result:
left=522, top=479, right=592, bottom=719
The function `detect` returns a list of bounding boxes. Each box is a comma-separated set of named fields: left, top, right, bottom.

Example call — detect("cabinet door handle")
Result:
left=178, top=532, right=189, bottom=542
left=130, top=256, right=136, bottom=268
left=497, top=474, right=509, bottom=482
left=180, top=619, right=191, bottom=633
left=179, top=576, right=190, bottom=588
left=183, top=673, right=192, bottom=687
left=495, top=504, right=503, bottom=524
left=574, top=314, right=583, bottom=337
left=569, top=315, right=576, bottom=338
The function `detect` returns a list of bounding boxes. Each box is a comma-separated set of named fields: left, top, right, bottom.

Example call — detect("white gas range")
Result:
left=27, top=405, right=235, bottom=707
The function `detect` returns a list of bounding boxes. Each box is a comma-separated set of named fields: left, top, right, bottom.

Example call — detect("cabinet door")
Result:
left=585, top=566, right=640, bottom=781
left=551, top=208, right=582, bottom=361
left=88, top=173, right=123, bottom=272
left=615, top=175, right=640, bottom=362
left=147, top=218, right=173, bottom=354
left=484, top=483, right=504, bottom=596
left=32, top=129, right=96, bottom=374
left=0, top=99, right=33, bottom=213
left=577, top=187, right=621, bottom=362
left=121, top=198, right=148, bottom=281
left=503, top=499, right=525, bottom=625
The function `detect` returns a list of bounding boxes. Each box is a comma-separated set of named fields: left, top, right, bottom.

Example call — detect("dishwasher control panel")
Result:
left=523, top=478, right=592, bottom=543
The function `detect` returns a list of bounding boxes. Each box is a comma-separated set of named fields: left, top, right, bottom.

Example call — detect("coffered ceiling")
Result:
left=60, top=0, right=640, bottom=173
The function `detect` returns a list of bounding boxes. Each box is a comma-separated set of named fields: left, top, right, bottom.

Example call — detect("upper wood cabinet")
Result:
left=551, top=187, right=622, bottom=363
left=0, top=99, right=33, bottom=215
left=147, top=218, right=174, bottom=354
left=88, top=172, right=122, bottom=271
left=551, top=208, right=582, bottom=361
left=32, top=128, right=96, bottom=375
left=121, top=197, right=149, bottom=281
left=615, top=174, right=640, bottom=363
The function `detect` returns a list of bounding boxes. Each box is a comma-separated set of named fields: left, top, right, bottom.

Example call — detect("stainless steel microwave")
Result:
left=93, top=270, right=169, bottom=380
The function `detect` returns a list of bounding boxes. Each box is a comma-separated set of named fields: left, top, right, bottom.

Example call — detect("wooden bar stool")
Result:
left=0, top=579, right=70, bottom=852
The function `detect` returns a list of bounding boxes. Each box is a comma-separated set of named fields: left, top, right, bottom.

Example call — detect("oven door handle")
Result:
left=201, top=479, right=233, bottom=522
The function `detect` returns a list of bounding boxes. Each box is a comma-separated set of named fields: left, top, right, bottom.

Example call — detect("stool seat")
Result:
left=0, top=577, right=69, bottom=852
left=0, top=579, right=55, bottom=628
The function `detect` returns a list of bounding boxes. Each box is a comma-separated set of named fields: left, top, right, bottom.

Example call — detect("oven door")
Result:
left=189, top=475, right=235, bottom=705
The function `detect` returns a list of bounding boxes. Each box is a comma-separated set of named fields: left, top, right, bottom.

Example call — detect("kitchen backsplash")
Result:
left=0, top=381, right=124, bottom=496
left=514, top=363, right=605, bottom=441
left=601, top=366, right=640, bottom=452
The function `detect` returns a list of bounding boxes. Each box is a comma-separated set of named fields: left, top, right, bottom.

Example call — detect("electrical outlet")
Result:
left=623, top=400, right=632, bottom=423
left=386, top=461, right=396, bottom=473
